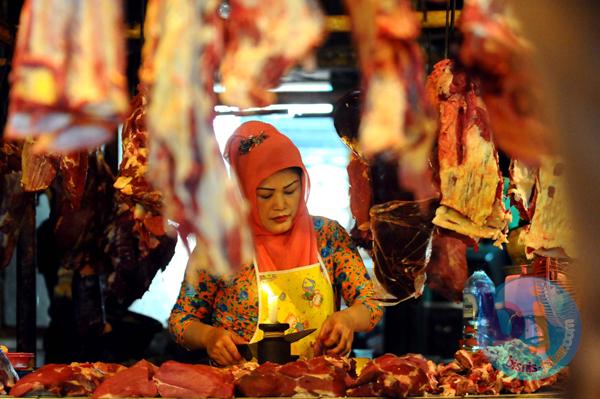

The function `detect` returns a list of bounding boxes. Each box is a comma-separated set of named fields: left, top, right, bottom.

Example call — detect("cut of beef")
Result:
left=343, top=0, right=436, bottom=199
left=427, top=59, right=510, bottom=247
left=11, top=362, right=124, bottom=397
left=426, top=231, right=468, bottom=302
left=92, top=360, right=157, bottom=399
left=347, top=353, right=437, bottom=397
left=458, top=0, right=553, bottom=164
left=235, top=356, right=354, bottom=397
left=219, top=0, right=325, bottom=108
left=153, top=361, right=233, bottom=399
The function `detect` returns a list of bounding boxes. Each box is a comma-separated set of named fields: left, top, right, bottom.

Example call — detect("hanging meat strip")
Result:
left=104, top=88, right=176, bottom=306
left=343, top=0, right=436, bottom=199
left=4, top=0, right=128, bottom=153
left=140, top=0, right=253, bottom=275
left=219, top=0, right=325, bottom=108
left=428, top=60, right=511, bottom=247
left=458, top=0, right=553, bottom=164
left=519, top=157, right=576, bottom=259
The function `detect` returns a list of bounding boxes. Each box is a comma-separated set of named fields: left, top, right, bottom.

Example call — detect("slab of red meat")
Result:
left=347, top=153, right=373, bottom=246
left=219, top=0, right=325, bottom=108
left=140, top=0, right=253, bottom=275
left=4, top=0, right=129, bottom=153
left=93, top=360, right=157, bottom=399
left=428, top=59, right=510, bottom=247
left=457, top=0, right=553, bottom=165
left=343, top=0, right=436, bottom=199
left=10, top=362, right=124, bottom=397
left=426, top=231, right=468, bottom=302
left=347, top=353, right=437, bottom=397
left=236, top=356, right=354, bottom=397
left=370, top=198, right=437, bottom=301
left=153, top=361, right=233, bottom=399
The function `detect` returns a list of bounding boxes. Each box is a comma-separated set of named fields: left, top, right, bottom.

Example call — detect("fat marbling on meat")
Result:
left=219, top=0, right=325, bottom=108
left=427, top=59, right=511, bottom=247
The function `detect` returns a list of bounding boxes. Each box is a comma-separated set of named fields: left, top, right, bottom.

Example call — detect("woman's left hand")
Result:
left=314, top=310, right=356, bottom=356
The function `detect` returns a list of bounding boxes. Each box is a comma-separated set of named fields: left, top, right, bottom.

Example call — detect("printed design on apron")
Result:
left=250, top=256, right=334, bottom=360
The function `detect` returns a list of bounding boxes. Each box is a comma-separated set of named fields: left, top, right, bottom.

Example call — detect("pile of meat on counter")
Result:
left=2, top=351, right=563, bottom=398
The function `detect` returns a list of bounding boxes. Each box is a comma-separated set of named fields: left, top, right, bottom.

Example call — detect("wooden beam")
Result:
left=326, top=11, right=462, bottom=32
left=125, top=11, right=462, bottom=39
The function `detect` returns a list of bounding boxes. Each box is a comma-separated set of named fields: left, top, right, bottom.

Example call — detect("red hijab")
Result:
left=225, top=121, right=318, bottom=272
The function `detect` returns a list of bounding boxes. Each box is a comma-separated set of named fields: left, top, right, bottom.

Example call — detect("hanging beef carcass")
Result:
left=104, top=88, right=176, bottom=307
left=427, top=60, right=511, bottom=248
left=140, top=0, right=253, bottom=275
left=4, top=0, right=128, bottom=153
left=512, top=157, right=576, bottom=259
left=343, top=0, right=437, bottom=200
left=457, top=0, right=553, bottom=164
left=219, top=0, right=325, bottom=108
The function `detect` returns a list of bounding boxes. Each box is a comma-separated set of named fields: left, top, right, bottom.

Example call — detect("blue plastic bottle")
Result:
left=462, top=270, right=499, bottom=351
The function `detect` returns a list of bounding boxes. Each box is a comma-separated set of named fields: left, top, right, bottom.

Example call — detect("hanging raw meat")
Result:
left=346, top=153, right=373, bottom=247
left=343, top=0, right=437, bottom=199
left=140, top=0, right=253, bottom=275
left=4, top=0, right=128, bottom=153
left=219, top=0, right=325, bottom=108
left=518, top=157, right=575, bottom=259
left=426, top=232, right=468, bottom=302
left=427, top=60, right=511, bottom=247
left=457, top=0, right=553, bottom=164
left=104, top=87, right=176, bottom=307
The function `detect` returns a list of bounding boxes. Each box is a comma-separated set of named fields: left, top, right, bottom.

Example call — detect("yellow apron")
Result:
left=250, top=256, right=335, bottom=360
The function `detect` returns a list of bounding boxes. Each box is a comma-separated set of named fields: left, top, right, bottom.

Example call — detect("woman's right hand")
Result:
left=205, top=327, right=246, bottom=366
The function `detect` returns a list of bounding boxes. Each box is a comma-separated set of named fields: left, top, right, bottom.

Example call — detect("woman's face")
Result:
left=256, top=168, right=302, bottom=234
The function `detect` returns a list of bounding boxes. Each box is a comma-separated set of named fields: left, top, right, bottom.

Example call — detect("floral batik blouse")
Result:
left=168, top=216, right=383, bottom=344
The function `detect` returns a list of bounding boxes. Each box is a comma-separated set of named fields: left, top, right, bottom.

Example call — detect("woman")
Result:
left=168, top=121, right=383, bottom=366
